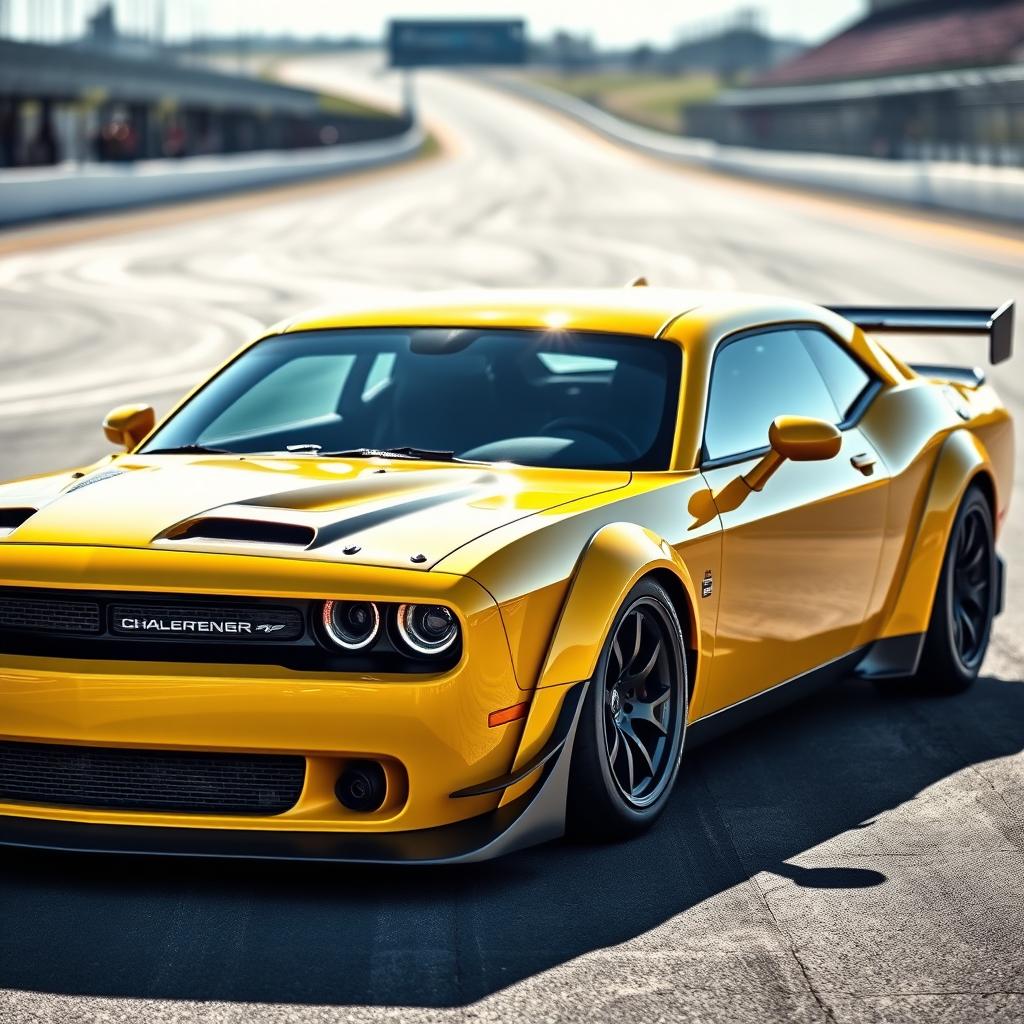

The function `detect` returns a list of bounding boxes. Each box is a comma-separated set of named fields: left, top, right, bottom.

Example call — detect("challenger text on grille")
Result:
left=119, top=618, right=253, bottom=633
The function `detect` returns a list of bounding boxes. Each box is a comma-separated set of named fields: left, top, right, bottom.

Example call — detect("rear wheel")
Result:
left=567, top=578, right=688, bottom=840
left=913, top=485, right=997, bottom=695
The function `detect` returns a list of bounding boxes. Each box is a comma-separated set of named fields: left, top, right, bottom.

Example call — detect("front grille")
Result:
left=0, top=594, right=101, bottom=635
left=0, top=741, right=305, bottom=815
left=0, top=587, right=456, bottom=672
left=0, top=590, right=300, bottom=641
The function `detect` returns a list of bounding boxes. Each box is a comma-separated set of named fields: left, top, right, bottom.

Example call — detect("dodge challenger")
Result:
left=0, top=288, right=1013, bottom=863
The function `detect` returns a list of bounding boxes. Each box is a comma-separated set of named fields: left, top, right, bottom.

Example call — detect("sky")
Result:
left=5, top=0, right=867, bottom=47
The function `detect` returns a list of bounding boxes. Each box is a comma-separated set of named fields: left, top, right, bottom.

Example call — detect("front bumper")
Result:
left=0, top=544, right=551, bottom=840
left=0, top=682, right=588, bottom=864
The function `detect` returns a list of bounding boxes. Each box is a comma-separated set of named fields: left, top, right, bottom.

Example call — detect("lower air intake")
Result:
left=0, top=741, right=305, bottom=815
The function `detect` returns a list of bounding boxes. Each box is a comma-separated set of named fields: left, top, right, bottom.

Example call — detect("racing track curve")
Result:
left=0, top=55, right=1023, bottom=1024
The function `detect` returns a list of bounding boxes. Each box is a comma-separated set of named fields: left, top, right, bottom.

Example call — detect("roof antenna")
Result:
left=626, top=275, right=649, bottom=287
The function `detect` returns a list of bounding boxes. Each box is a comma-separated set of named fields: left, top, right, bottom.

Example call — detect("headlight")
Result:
left=395, top=603, right=459, bottom=656
left=322, top=600, right=380, bottom=651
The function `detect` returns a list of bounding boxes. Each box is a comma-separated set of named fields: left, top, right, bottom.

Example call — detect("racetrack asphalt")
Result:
left=0, top=56, right=1022, bottom=1024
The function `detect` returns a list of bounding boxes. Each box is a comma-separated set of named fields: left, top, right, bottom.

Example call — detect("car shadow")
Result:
left=0, top=673, right=1021, bottom=1008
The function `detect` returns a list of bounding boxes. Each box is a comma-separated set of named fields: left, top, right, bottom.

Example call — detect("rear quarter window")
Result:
left=799, top=328, right=873, bottom=420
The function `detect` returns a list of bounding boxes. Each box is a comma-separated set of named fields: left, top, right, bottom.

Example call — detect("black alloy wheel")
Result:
left=567, top=578, right=687, bottom=840
left=949, top=502, right=994, bottom=671
left=912, top=484, right=997, bottom=695
left=602, top=600, right=681, bottom=807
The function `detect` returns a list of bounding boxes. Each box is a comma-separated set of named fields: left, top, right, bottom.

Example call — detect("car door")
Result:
left=698, top=324, right=890, bottom=717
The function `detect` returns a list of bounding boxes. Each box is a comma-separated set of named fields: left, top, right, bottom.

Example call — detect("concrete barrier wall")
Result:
left=0, top=125, right=425, bottom=226
left=498, top=77, right=1024, bottom=224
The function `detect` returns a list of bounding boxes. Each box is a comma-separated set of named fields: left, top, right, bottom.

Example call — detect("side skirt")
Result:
left=687, top=647, right=868, bottom=749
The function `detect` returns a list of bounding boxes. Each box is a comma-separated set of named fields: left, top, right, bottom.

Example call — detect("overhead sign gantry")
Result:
left=387, top=19, right=527, bottom=68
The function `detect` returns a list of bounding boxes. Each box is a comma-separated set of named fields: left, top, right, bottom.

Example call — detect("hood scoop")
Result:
left=0, top=507, right=37, bottom=538
left=168, top=516, right=316, bottom=549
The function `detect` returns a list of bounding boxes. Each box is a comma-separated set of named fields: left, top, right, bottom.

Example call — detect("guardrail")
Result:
left=0, top=124, right=426, bottom=226
left=496, top=76, right=1024, bottom=224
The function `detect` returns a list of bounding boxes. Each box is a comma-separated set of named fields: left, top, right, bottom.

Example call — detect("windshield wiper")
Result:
left=319, top=446, right=458, bottom=461
left=142, top=444, right=464, bottom=461
left=142, top=444, right=236, bottom=455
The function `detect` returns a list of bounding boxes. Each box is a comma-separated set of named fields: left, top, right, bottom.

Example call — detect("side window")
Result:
left=201, top=354, right=355, bottom=442
left=704, top=329, right=839, bottom=461
left=799, top=328, right=872, bottom=420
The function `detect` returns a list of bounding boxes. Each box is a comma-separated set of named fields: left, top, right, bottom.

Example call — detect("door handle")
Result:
left=851, top=453, right=876, bottom=475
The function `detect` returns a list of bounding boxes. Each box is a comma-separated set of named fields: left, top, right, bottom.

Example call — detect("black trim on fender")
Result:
left=449, top=682, right=585, bottom=798
left=0, top=682, right=591, bottom=866
left=996, top=555, right=1005, bottom=618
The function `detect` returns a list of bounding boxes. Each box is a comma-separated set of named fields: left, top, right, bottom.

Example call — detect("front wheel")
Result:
left=913, top=484, right=998, bottom=695
left=566, top=578, right=688, bottom=841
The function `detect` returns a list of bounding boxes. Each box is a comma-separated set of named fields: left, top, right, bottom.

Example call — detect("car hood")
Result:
left=0, top=455, right=630, bottom=571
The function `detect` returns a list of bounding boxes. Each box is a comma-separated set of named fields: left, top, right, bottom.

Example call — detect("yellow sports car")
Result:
left=0, top=289, right=1014, bottom=863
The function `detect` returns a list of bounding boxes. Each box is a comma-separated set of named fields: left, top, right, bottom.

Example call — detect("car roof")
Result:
left=265, top=287, right=904, bottom=386
left=274, top=287, right=766, bottom=339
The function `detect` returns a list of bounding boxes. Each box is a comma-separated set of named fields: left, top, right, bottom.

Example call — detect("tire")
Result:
left=913, top=484, right=998, bottom=695
left=566, top=577, right=688, bottom=841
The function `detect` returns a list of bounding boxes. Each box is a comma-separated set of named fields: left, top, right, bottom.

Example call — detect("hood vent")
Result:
left=171, top=517, right=315, bottom=548
left=0, top=507, right=36, bottom=537
left=64, top=469, right=127, bottom=493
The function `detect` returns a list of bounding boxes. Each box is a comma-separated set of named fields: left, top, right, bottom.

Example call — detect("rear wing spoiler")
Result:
left=827, top=301, right=1014, bottom=365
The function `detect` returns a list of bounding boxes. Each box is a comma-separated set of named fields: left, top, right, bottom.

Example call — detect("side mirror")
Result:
left=102, top=404, right=155, bottom=451
left=744, top=415, right=841, bottom=492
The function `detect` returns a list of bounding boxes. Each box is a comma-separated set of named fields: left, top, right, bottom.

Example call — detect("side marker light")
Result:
left=488, top=702, right=529, bottom=728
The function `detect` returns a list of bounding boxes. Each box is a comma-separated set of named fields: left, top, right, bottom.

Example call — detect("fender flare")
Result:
left=880, top=428, right=996, bottom=640
left=535, top=521, right=699, bottom=690
left=494, top=522, right=698, bottom=809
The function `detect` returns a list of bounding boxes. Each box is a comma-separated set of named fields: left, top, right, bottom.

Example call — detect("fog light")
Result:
left=396, top=603, right=459, bottom=656
left=322, top=600, right=380, bottom=651
left=335, top=760, right=387, bottom=812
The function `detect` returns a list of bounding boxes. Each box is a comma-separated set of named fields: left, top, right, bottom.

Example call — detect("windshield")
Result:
left=141, top=328, right=682, bottom=470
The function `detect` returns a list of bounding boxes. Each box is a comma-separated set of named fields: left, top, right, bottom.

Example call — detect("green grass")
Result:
left=531, top=71, right=721, bottom=133
left=418, top=131, right=442, bottom=159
